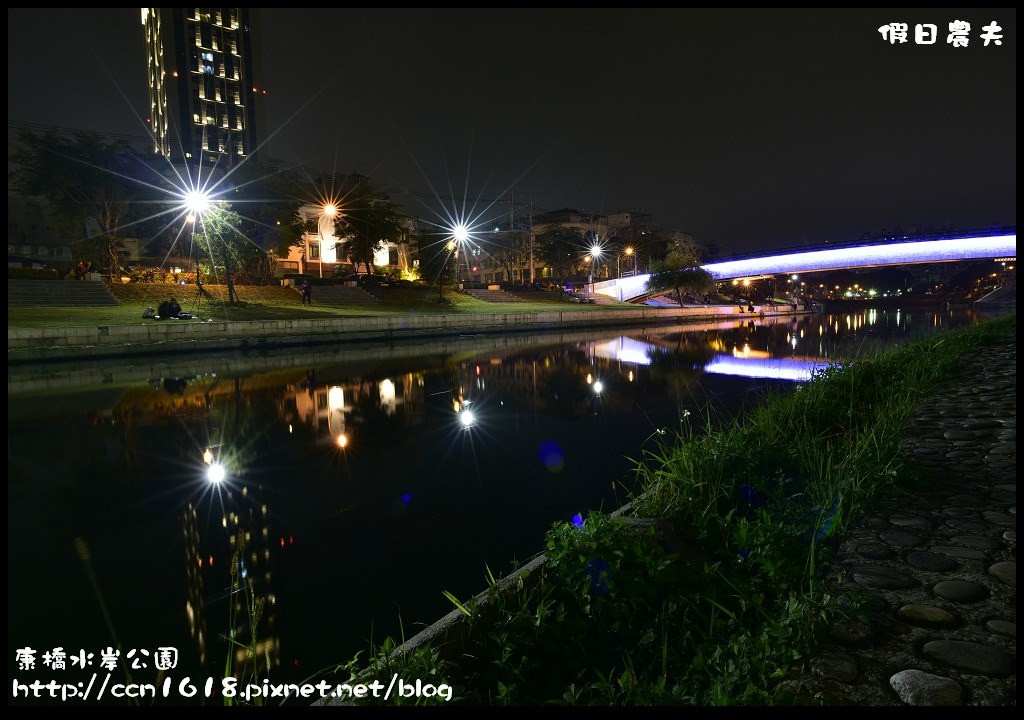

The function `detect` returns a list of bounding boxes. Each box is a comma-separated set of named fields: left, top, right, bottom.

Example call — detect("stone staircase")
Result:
left=463, top=288, right=524, bottom=303
left=8, top=279, right=119, bottom=307
left=302, top=285, right=380, bottom=305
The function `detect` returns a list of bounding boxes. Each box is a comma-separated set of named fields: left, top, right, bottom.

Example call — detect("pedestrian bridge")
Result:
left=592, top=233, right=1016, bottom=302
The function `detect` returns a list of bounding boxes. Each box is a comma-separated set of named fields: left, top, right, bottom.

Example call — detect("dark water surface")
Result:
left=7, top=305, right=992, bottom=694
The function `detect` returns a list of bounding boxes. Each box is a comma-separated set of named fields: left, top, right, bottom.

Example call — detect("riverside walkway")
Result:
left=799, top=332, right=1016, bottom=705
left=8, top=303, right=812, bottom=362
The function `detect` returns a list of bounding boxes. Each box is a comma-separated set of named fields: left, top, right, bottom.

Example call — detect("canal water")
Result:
left=6, top=305, right=996, bottom=695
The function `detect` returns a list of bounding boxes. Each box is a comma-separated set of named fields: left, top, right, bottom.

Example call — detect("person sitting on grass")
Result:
left=157, top=298, right=181, bottom=319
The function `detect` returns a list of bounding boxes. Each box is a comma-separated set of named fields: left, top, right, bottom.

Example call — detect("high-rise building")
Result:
left=142, top=8, right=263, bottom=171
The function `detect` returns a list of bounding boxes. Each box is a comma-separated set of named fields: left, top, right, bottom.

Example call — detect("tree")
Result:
left=491, top=229, right=530, bottom=283
left=645, top=250, right=716, bottom=308
left=9, top=129, right=155, bottom=279
left=183, top=159, right=304, bottom=303
left=536, top=225, right=586, bottom=284
left=333, top=181, right=407, bottom=275
left=417, top=230, right=458, bottom=300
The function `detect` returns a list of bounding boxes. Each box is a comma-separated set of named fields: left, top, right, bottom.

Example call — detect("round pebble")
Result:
left=905, top=551, right=957, bottom=572
left=932, top=580, right=989, bottom=602
left=889, top=514, right=933, bottom=530
left=856, top=543, right=894, bottom=560
left=981, top=511, right=1016, bottom=528
left=880, top=529, right=924, bottom=547
left=851, top=565, right=919, bottom=589
left=897, top=603, right=958, bottom=628
left=984, top=619, right=1015, bottom=637
left=987, top=561, right=1015, bottom=587
left=922, top=640, right=1014, bottom=677
left=1003, top=530, right=1016, bottom=542
left=944, top=518, right=988, bottom=532
left=889, top=669, right=963, bottom=706
left=951, top=536, right=999, bottom=551
left=931, top=545, right=989, bottom=561
left=829, top=622, right=873, bottom=647
left=811, top=651, right=858, bottom=682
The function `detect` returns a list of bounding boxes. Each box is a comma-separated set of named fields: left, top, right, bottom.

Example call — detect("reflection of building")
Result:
left=182, top=486, right=280, bottom=677
left=142, top=8, right=263, bottom=169
left=282, top=374, right=424, bottom=445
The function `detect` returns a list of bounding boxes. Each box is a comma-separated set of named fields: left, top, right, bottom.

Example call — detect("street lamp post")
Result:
left=588, top=244, right=603, bottom=292
left=319, top=203, right=337, bottom=279
left=183, top=189, right=212, bottom=309
left=452, top=224, right=469, bottom=289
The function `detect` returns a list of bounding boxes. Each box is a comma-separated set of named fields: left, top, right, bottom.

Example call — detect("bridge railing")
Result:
left=705, top=226, right=1016, bottom=265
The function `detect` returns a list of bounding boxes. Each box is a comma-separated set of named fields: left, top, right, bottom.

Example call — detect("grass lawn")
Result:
left=7, top=282, right=648, bottom=327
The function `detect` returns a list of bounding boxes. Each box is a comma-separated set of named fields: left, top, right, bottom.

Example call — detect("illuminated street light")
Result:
left=207, top=463, right=226, bottom=483
left=184, top=189, right=211, bottom=216
left=593, top=380, right=604, bottom=394
left=313, top=203, right=340, bottom=280
left=336, top=433, right=349, bottom=448
left=588, top=245, right=603, bottom=287
left=459, top=409, right=476, bottom=428
left=203, top=447, right=214, bottom=464
left=622, top=246, right=637, bottom=277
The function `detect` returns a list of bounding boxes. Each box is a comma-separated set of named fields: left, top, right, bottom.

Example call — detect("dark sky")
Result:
left=7, top=8, right=1017, bottom=254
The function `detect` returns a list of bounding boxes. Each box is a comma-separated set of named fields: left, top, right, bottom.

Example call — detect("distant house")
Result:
left=7, top=194, right=74, bottom=270
left=280, top=175, right=414, bottom=277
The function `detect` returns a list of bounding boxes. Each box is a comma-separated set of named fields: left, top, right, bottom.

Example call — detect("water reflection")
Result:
left=6, top=304, right=996, bottom=692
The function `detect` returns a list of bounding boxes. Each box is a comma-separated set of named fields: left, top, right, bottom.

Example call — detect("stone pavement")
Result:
left=801, top=331, right=1016, bottom=706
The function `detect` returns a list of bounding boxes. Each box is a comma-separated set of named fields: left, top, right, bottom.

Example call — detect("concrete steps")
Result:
left=303, top=285, right=380, bottom=305
left=463, top=288, right=524, bottom=303
left=8, top=279, right=119, bottom=307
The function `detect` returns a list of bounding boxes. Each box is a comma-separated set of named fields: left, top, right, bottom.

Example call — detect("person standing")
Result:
left=300, top=280, right=313, bottom=305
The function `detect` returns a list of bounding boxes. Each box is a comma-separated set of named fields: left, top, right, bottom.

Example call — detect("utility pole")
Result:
left=528, top=197, right=535, bottom=284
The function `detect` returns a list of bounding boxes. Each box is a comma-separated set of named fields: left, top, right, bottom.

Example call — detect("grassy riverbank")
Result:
left=318, top=314, right=1015, bottom=706
left=7, top=283, right=641, bottom=328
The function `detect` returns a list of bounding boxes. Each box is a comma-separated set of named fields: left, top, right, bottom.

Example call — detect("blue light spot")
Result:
left=539, top=440, right=565, bottom=473
left=401, top=493, right=412, bottom=504
left=572, top=513, right=583, bottom=527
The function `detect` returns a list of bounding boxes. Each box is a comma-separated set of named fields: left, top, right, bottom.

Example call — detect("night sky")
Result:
left=7, top=8, right=1017, bottom=254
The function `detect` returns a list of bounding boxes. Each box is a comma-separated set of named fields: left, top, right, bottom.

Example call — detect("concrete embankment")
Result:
left=8, top=304, right=810, bottom=362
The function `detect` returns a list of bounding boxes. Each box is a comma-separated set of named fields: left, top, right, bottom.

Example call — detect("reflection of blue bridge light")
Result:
left=703, top=355, right=831, bottom=382
left=589, top=337, right=653, bottom=365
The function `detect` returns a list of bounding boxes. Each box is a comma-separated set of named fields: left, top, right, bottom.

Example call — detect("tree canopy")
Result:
left=536, top=225, right=586, bottom=284
left=645, top=250, right=716, bottom=308
left=332, top=181, right=408, bottom=275
left=9, top=129, right=157, bottom=277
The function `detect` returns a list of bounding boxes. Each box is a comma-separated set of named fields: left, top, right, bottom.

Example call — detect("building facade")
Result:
left=142, top=7, right=263, bottom=171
